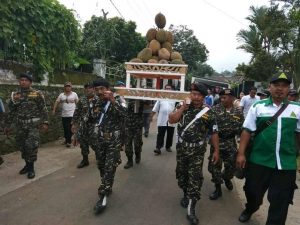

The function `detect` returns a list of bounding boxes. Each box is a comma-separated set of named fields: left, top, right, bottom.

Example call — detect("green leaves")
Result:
left=0, top=0, right=80, bottom=80
left=237, top=3, right=300, bottom=86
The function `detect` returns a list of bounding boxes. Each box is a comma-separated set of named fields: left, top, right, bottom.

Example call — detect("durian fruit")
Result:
left=148, top=59, right=158, bottom=63
left=146, top=28, right=157, bottom=42
left=159, top=59, right=169, bottom=64
left=156, top=29, right=167, bottom=43
left=149, top=39, right=161, bottom=55
left=158, top=48, right=170, bottom=61
left=137, top=48, right=152, bottom=62
left=162, top=42, right=172, bottom=52
left=151, top=56, right=159, bottom=61
left=171, top=59, right=184, bottom=64
left=155, top=13, right=166, bottom=29
left=130, top=58, right=143, bottom=63
left=171, top=51, right=183, bottom=61
left=166, top=31, right=174, bottom=44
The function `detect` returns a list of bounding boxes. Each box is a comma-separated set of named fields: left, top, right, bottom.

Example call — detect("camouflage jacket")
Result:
left=125, top=99, right=143, bottom=128
left=98, top=100, right=127, bottom=133
left=212, top=104, right=243, bottom=139
left=7, top=87, right=48, bottom=127
left=177, top=104, right=218, bottom=143
left=72, top=94, right=101, bottom=127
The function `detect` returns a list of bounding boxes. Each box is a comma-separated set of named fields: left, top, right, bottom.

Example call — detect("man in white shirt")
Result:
left=52, top=82, right=79, bottom=147
left=240, top=87, right=260, bottom=118
left=151, top=84, right=176, bottom=155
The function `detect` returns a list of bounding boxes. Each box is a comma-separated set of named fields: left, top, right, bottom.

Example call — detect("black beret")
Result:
left=93, top=79, right=110, bottom=88
left=191, top=82, right=208, bottom=96
left=270, top=72, right=291, bottom=84
left=219, top=88, right=234, bottom=96
left=19, top=73, right=33, bottom=82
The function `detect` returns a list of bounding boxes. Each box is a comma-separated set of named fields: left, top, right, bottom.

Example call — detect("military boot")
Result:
left=180, top=192, right=189, bottom=208
left=77, top=155, right=89, bottom=169
left=124, top=157, right=133, bottom=169
left=94, top=194, right=107, bottom=215
left=0, top=156, right=4, bottom=165
left=224, top=179, right=233, bottom=191
left=19, top=161, right=29, bottom=175
left=135, top=153, right=141, bottom=164
left=186, top=199, right=199, bottom=225
left=27, top=162, right=35, bottom=179
left=209, top=184, right=222, bottom=200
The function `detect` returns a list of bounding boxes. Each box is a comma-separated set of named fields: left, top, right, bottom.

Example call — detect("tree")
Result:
left=169, top=25, right=209, bottom=73
left=0, top=0, right=80, bottom=79
left=190, top=62, right=214, bottom=78
left=80, top=15, right=146, bottom=63
left=237, top=4, right=299, bottom=86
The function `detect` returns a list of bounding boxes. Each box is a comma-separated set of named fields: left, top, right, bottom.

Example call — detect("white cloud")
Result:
left=58, top=0, right=270, bottom=72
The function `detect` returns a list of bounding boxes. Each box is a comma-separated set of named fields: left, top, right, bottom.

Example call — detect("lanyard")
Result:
left=97, top=101, right=111, bottom=126
left=182, top=107, right=210, bottom=136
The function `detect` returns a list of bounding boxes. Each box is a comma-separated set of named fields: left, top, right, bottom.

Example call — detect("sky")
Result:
left=58, top=0, right=271, bottom=73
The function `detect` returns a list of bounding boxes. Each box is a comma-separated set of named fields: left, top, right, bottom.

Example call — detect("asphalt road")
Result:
left=0, top=124, right=299, bottom=225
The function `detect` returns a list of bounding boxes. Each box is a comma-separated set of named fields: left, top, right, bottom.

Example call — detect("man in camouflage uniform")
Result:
left=93, top=79, right=127, bottom=214
left=208, top=89, right=244, bottom=200
left=123, top=99, right=144, bottom=169
left=169, top=82, right=219, bottom=225
left=4, top=73, right=48, bottom=179
left=72, top=82, right=101, bottom=168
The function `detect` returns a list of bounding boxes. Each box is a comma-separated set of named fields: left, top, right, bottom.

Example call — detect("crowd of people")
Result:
left=0, top=71, right=300, bottom=225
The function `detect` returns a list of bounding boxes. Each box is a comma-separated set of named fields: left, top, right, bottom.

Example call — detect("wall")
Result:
left=0, top=84, right=84, bottom=155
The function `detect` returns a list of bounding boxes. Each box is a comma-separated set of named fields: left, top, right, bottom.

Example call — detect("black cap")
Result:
left=219, top=88, right=234, bottom=96
left=270, top=72, right=291, bottom=84
left=84, top=82, right=94, bottom=89
left=93, top=79, right=110, bottom=88
left=288, top=89, right=298, bottom=96
left=19, top=73, right=33, bottom=82
left=191, top=82, right=208, bottom=96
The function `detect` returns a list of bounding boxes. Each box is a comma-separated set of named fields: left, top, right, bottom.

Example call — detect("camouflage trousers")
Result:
left=15, top=126, right=39, bottom=162
left=77, top=124, right=99, bottom=157
left=125, top=126, right=143, bottom=158
left=97, top=133, right=122, bottom=196
left=176, top=142, right=207, bottom=201
left=208, top=138, right=237, bottom=184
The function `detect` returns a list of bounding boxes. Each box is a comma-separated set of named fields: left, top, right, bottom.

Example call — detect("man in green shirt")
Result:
left=236, top=72, right=300, bottom=224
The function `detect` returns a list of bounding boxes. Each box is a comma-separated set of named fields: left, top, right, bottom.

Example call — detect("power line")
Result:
left=132, top=0, right=153, bottom=24
left=201, top=0, right=246, bottom=26
left=109, top=0, right=125, bottom=19
left=124, top=0, right=150, bottom=27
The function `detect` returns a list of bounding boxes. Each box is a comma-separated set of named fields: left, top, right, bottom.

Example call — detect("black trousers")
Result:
left=156, top=126, right=175, bottom=149
left=62, top=117, right=73, bottom=144
left=244, top=162, right=297, bottom=225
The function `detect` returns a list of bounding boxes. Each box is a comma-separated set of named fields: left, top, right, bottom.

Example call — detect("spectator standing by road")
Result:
left=52, top=82, right=78, bottom=147
left=152, top=84, right=176, bottom=155
left=204, top=89, right=214, bottom=107
left=233, top=91, right=245, bottom=109
left=236, top=72, right=300, bottom=224
left=240, top=87, right=260, bottom=118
